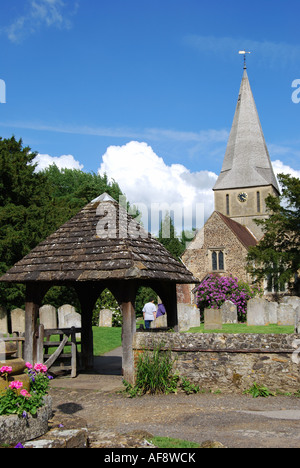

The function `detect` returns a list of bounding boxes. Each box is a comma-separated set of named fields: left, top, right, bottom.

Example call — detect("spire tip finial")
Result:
left=238, top=50, right=251, bottom=69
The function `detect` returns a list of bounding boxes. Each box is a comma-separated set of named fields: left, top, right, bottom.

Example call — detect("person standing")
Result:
left=142, top=298, right=157, bottom=330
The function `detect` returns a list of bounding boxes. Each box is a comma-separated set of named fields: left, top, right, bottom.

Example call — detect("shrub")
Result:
left=123, top=344, right=179, bottom=397
left=197, top=274, right=261, bottom=321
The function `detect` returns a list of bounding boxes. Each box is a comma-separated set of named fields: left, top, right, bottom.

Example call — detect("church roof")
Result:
left=0, top=193, right=197, bottom=285
left=216, top=212, right=258, bottom=248
left=213, top=68, right=280, bottom=193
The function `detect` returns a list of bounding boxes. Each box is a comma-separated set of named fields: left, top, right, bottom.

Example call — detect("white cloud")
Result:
left=6, top=0, right=78, bottom=43
left=33, top=153, right=84, bottom=171
left=98, top=141, right=217, bottom=234
left=272, top=159, right=300, bottom=179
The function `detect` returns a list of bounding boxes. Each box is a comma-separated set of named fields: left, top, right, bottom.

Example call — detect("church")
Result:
left=181, top=61, right=280, bottom=295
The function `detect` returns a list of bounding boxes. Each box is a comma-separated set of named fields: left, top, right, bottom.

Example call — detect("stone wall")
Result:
left=133, top=332, right=300, bottom=393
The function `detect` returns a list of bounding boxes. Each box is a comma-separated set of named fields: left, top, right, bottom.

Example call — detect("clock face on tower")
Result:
left=237, top=192, right=248, bottom=203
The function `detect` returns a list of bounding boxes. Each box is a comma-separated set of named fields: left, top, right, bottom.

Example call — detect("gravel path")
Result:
left=49, top=348, right=300, bottom=449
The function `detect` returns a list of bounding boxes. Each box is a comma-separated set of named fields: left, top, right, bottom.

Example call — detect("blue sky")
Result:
left=0, top=0, right=299, bottom=229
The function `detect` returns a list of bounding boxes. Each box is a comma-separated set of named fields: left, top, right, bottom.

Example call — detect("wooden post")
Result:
left=24, top=283, right=49, bottom=364
left=70, top=327, right=77, bottom=378
left=166, top=283, right=179, bottom=331
left=75, top=283, right=101, bottom=371
left=120, top=282, right=137, bottom=384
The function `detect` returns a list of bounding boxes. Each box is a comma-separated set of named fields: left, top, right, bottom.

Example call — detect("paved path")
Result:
left=50, top=347, right=300, bottom=448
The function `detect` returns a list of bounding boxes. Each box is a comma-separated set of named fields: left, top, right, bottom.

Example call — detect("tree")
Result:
left=0, top=137, right=54, bottom=308
left=157, top=212, right=185, bottom=261
left=247, top=174, right=300, bottom=294
left=0, top=137, right=124, bottom=310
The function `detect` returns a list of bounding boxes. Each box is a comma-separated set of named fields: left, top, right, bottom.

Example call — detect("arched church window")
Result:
left=218, top=251, right=224, bottom=270
left=212, top=251, right=218, bottom=271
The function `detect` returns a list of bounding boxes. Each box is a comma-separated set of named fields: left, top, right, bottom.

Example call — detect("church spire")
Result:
left=213, top=66, right=279, bottom=194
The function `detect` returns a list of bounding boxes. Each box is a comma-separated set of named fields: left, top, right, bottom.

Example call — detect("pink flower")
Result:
left=25, top=362, right=33, bottom=369
left=9, top=381, right=23, bottom=390
left=20, top=389, right=31, bottom=398
left=34, top=363, right=47, bottom=373
left=0, top=366, right=13, bottom=374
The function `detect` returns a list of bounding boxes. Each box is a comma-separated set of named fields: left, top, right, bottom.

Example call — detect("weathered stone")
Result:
left=39, top=305, right=57, bottom=330
left=178, top=304, right=200, bottom=331
left=133, top=332, right=300, bottom=394
left=264, top=301, right=278, bottom=324
left=0, top=396, right=52, bottom=446
left=204, top=308, right=222, bottom=330
left=0, top=306, right=8, bottom=334
left=295, top=306, right=300, bottom=334
left=221, top=300, right=237, bottom=324
left=99, top=309, right=113, bottom=327
left=11, top=308, right=25, bottom=334
left=281, top=296, right=300, bottom=309
left=277, top=304, right=295, bottom=326
left=247, top=298, right=269, bottom=326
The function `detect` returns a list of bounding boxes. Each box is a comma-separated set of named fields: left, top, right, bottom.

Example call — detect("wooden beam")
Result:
left=75, top=282, right=103, bottom=370
left=118, top=281, right=137, bottom=385
left=24, top=283, right=49, bottom=364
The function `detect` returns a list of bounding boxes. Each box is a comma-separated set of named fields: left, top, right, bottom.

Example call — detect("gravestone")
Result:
left=221, top=300, right=237, bottom=324
left=294, top=306, right=300, bottom=333
left=0, top=307, right=8, bottom=334
left=247, top=298, right=269, bottom=326
left=39, top=305, right=57, bottom=330
left=264, top=301, right=278, bottom=324
left=99, top=309, right=113, bottom=327
left=152, top=313, right=168, bottom=328
left=11, top=308, right=25, bottom=334
left=58, top=305, right=77, bottom=328
left=281, top=296, right=300, bottom=310
left=177, top=304, right=200, bottom=332
left=204, top=308, right=222, bottom=330
left=277, top=304, right=295, bottom=326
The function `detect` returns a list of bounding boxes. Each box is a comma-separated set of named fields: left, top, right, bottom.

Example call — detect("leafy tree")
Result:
left=157, top=212, right=185, bottom=261
left=247, top=174, right=300, bottom=294
left=0, top=137, right=54, bottom=309
left=0, top=137, right=124, bottom=311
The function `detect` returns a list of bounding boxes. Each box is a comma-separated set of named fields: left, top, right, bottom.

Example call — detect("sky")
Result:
left=0, top=0, right=299, bottom=232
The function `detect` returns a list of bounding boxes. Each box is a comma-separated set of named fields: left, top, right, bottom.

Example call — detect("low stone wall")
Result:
left=133, top=332, right=300, bottom=394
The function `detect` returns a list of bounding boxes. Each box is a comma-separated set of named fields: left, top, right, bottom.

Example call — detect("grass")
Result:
left=45, top=326, right=122, bottom=357
left=45, top=323, right=294, bottom=358
left=187, top=323, right=294, bottom=334
left=92, top=326, right=122, bottom=355
left=150, top=436, right=200, bottom=449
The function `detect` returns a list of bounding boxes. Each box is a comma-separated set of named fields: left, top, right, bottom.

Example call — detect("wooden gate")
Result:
left=37, top=325, right=81, bottom=378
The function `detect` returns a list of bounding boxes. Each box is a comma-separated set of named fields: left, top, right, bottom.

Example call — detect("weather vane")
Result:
left=239, top=50, right=251, bottom=69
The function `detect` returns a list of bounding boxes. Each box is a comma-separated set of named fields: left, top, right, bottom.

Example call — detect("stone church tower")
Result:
left=213, top=64, right=280, bottom=240
left=181, top=64, right=280, bottom=294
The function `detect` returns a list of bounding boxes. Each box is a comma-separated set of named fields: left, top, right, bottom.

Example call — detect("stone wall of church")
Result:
left=182, top=212, right=250, bottom=283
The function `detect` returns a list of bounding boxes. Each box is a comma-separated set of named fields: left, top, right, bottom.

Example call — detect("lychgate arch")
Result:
left=0, top=193, right=196, bottom=383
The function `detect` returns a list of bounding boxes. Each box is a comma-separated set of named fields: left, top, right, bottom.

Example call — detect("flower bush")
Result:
left=197, top=274, right=261, bottom=321
left=0, top=362, right=52, bottom=418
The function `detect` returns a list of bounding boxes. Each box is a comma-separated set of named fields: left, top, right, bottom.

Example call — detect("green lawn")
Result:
left=188, top=323, right=294, bottom=334
left=92, top=326, right=122, bottom=355
left=45, top=323, right=294, bottom=358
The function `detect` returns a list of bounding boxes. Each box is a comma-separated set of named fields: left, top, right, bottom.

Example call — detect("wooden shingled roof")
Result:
left=0, top=193, right=197, bottom=285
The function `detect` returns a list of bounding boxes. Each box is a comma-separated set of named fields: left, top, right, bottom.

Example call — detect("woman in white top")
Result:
left=142, top=299, right=157, bottom=329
